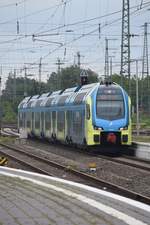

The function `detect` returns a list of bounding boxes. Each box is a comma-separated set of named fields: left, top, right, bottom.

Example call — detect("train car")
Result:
left=18, top=82, right=131, bottom=147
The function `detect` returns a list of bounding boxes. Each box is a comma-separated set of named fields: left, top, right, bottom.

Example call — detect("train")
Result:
left=18, top=82, right=132, bottom=147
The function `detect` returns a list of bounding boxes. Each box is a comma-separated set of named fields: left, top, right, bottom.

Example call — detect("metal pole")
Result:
left=109, top=56, right=114, bottom=81
left=77, top=52, right=81, bottom=68
left=39, top=57, right=42, bottom=84
left=39, top=57, right=42, bottom=93
left=120, top=0, right=131, bottom=94
left=24, top=67, right=27, bottom=97
left=13, top=69, right=16, bottom=102
left=0, top=76, right=2, bottom=135
left=105, top=38, right=109, bottom=80
left=135, top=60, right=139, bottom=136
left=141, top=22, right=149, bottom=112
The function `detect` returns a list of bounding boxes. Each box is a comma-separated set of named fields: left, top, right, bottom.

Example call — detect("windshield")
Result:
left=96, top=86, right=125, bottom=120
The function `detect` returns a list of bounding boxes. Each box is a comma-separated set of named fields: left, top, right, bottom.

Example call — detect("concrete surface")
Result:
left=0, top=167, right=150, bottom=225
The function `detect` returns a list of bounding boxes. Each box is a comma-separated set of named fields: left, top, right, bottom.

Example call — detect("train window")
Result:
left=27, top=112, right=31, bottom=128
left=35, top=112, right=40, bottom=129
left=57, top=96, right=68, bottom=106
left=45, top=111, right=51, bottom=130
left=96, top=87, right=125, bottom=120
left=52, top=111, right=56, bottom=133
left=45, top=97, right=54, bottom=107
left=27, top=101, right=34, bottom=108
left=18, top=102, right=24, bottom=109
left=32, top=112, right=34, bottom=130
left=19, top=112, right=23, bottom=128
left=35, top=100, right=43, bottom=107
left=57, top=111, right=65, bottom=132
left=66, top=111, right=72, bottom=134
left=73, top=111, right=82, bottom=135
left=23, top=112, right=26, bottom=128
left=74, top=92, right=87, bottom=104
left=86, top=104, right=90, bottom=120
left=41, top=112, right=44, bottom=131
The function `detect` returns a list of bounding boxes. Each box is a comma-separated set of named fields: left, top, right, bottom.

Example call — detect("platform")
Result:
left=0, top=167, right=150, bottom=225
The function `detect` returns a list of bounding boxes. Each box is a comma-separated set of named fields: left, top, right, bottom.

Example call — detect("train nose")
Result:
left=107, top=133, right=116, bottom=144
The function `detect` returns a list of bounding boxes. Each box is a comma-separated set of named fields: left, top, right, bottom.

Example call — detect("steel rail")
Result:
left=1, top=128, right=19, bottom=137
left=0, top=142, right=150, bottom=205
left=91, top=153, right=150, bottom=172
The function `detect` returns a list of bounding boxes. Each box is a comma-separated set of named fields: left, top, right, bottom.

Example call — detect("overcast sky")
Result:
left=0, top=0, right=150, bottom=87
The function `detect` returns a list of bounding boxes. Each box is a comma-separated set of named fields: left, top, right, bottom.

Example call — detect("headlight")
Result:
left=94, top=126, right=103, bottom=131
left=120, top=126, right=128, bottom=131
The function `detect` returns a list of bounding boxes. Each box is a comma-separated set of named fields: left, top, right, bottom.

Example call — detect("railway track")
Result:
left=0, top=142, right=150, bottom=205
left=85, top=150, right=150, bottom=172
left=1, top=127, right=19, bottom=137
left=2, top=128, right=149, bottom=172
left=25, top=138, right=150, bottom=173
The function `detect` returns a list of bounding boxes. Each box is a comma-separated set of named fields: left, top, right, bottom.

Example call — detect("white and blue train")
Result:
left=18, top=82, right=132, bottom=147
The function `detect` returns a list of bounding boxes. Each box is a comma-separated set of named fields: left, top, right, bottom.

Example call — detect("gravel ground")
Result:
left=3, top=138, right=150, bottom=198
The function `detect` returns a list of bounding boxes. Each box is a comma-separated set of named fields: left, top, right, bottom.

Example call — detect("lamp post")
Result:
left=135, top=60, right=139, bottom=136
left=0, top=76, right=2, bottom=135
left=130, top=59, right=142, bottom=136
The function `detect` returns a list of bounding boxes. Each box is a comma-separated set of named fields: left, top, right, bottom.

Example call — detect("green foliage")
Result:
left=1, top=65, right=149, bottom=124
left=111, top=74, right=150, bottom=114
left=47, top=66, right=98, bottom=91
left=2, top=101, right=17, bottom=123
left=1, top=66, right=98, bottom=123
left=132, top=113, right=150, bottom=128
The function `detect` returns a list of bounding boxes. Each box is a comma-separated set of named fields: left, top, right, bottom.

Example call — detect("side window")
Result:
left=23, top=112, right=26, bottom=128
left=57, top=111, right=65, bottom=132
left=86, top=104, right=90, bottom=120
left=35, top=112, right=40, bottom=129
left=32, top=112, right=34, bottom=130
left=52, top=111, right=56, bottom=132
left=45, top=111, right=51, bottom=130
left=27, top=112, right=31, bottom=128
left=32, top=112, right=34, bottom=121
left=41, top=112, right=44, bottom=130
left=19, top=112, right=23, bottom=128
left=66, top=111, right=72, bottom=133
left=73, top=111, right=82, bottom=135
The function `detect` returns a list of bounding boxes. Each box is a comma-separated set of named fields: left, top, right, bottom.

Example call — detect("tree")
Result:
left=47, top=66, right=98, bottom=91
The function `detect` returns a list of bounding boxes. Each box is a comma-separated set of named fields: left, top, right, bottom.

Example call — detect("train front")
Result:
left=92, top=83, right=131, bottom=146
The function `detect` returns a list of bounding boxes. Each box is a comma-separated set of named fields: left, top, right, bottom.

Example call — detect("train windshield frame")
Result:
left=96, top=87, right=125, bottom=121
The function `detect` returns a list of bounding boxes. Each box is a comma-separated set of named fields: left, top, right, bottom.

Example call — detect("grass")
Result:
left=0, top=136, right=16, bottom=144
left=132, top=113, right=150, bottom=129
left=132, top=136, right=150, bottom=143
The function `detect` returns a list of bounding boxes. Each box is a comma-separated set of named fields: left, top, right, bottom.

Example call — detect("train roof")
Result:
left=18, top=82, right=125, bottom=109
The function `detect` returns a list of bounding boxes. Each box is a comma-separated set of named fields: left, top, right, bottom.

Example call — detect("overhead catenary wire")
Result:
left=0, top=0, right=72, bottom=26
left=0, top=0, right=150, bottom=80
left=34, top=1, right=150, bottom=36
left=35, top=2, right=150, bottom=62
